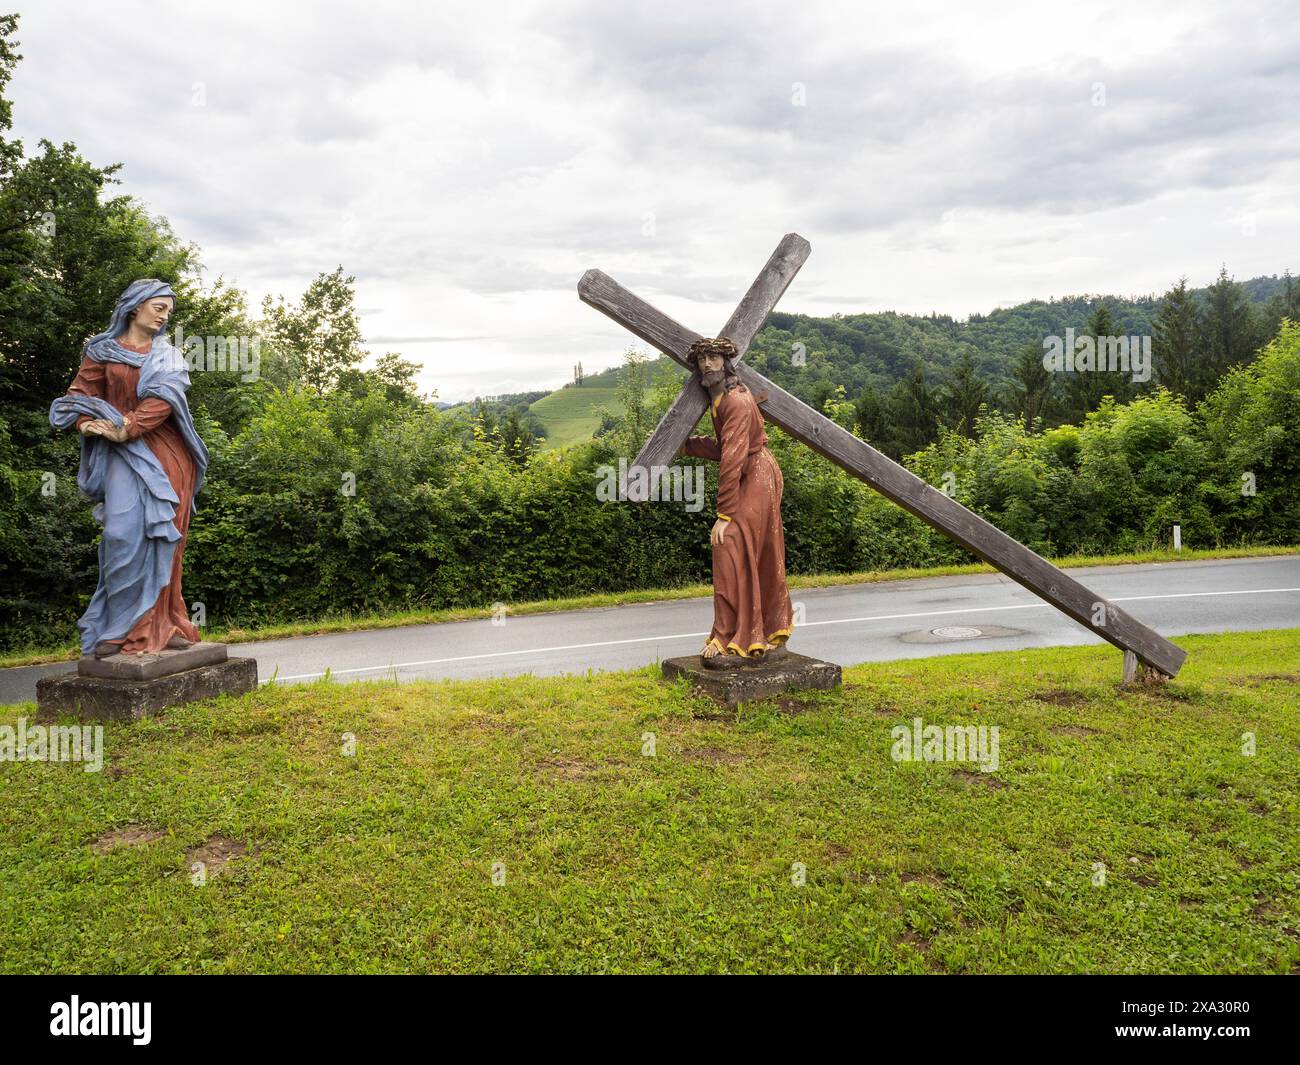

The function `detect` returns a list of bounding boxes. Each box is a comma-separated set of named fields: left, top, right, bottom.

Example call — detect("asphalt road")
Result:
left=3, top=555, right=1297, bottom=705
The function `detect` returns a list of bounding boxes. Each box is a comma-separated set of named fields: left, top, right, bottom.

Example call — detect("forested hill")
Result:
left=744, top=272, right=1293, bottom=404
left=519, top=271, right=1295, bottom=448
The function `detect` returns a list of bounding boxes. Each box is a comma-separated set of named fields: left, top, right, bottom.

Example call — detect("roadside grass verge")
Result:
left=3, top=545, right=1296, bottom=670
left=1, top=627, right=1296, bottom=973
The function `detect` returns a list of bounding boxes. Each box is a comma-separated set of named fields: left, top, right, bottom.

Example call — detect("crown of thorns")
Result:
left=687, top=337, right=738, bottom=365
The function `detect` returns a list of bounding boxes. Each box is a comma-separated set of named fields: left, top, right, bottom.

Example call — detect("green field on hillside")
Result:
left=529, top=358, right=679, bottom=449
left=529, top=382, right=622, bottom=449
left=3, top=628, right=1296, bottom=974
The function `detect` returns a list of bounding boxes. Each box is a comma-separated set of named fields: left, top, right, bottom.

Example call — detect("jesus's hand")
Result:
left=710, top=518, right=728, bottom=547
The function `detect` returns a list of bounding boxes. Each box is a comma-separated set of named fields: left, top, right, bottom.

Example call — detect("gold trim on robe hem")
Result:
left=710, top=625, right=796, bottom=659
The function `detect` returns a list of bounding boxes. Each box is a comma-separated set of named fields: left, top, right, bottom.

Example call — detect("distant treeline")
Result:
left=746, top=271, right=1299, bottom=460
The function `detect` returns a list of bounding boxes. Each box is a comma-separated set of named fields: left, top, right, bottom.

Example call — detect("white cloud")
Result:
left=10, top=0, right=1300, bottom=400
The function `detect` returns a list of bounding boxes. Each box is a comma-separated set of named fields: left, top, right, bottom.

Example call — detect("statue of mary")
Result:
left=49, top=279, right=210, bottom=658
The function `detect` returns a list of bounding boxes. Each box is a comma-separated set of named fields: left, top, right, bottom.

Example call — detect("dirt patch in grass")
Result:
left=686, top=702, right=736, bottom=723
left=1133, top=686, right=1197, bottom=703
left=680, top=747, right=747, bottom=765
left=185, top=835, right=247, bottom=877
left=455, top=715, right=522, bottom=735
left=1033, top=690, right=1089, bottom=707
left=1050, top=724, right=1101, bottom=738
left=898, top=929, right=932, bottom=952
left=900, top=871, right=947, bottom=888
left=537, top=757, right=598, bottom=780
left=953, top=769, right=1007, bottom=790
left=1251, top=898, right=1281, bottom=921
left=776, top=697, right=817, bottom=715
left=1130, top=873, right=1158, bottom=888
left=1244, top=673, right=1300, bottom=685
left=825, top=843, right=851, bottom=862
left=92, top=824, right=166, bottom=853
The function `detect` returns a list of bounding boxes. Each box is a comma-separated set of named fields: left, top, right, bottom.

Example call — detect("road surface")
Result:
left=2, top=555, right=1296, bottom=705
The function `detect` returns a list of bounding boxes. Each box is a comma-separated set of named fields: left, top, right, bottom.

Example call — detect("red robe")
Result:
left=683, top=384, right=794, bottom=657
left=67, top=342, right=201, bottom=654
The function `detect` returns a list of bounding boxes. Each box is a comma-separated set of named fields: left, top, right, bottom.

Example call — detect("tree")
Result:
left=0, top=13, right=202, bottom=458
left=937, top=349, right=989, bottom=438
left=1006, top=342, right=1053, bottom=429
left=1196, top=266, right=1259, bottom=398
left=1198, top=320, right=1300, bottom=544
left=889, top=365, right=938, bottom=457
left=1060, top=303, right=1120, bottom=422
left=854, top=385, right=892, bottom=449
left=1260, top=271, right=1300, bottom=347
left=497, top=406, right=538, bottom=466
left=1152, top=277, right=1199, bottom=400
left=0, top=14, right=23, bottom=182
left=337, top=351, right=423, bottom=407
left=260, top=266, right=365, bottom=392
left=602, top=349, right=654, bottom=458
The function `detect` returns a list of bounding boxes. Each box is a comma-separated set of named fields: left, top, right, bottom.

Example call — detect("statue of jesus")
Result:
left=679, top=337, right=794, bottom=661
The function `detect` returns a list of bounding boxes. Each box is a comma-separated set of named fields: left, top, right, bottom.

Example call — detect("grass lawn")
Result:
left=2, top=628, right=1297, bottom=974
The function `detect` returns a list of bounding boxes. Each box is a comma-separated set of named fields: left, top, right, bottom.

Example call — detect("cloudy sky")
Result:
left=10, top=1, right=1299, bottom=401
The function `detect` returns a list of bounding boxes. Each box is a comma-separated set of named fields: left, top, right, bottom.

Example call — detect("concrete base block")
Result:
left=36, top=656, right=258, bottom=722
left=662, top=651, right=842, bottom=708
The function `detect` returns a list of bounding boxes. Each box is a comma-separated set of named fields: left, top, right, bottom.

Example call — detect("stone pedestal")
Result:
left=36, top=644, right=257, bottom=721
left=662, top=650, right=841, bottom=708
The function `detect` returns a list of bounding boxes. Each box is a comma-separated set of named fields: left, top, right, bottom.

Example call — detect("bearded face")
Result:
left=690, top=337, right=739, bottom=394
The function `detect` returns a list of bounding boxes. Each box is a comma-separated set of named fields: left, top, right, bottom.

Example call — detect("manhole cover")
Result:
left=930, top=625, right=983, bottom=639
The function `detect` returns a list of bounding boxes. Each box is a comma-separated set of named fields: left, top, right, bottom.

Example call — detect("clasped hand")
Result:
left=79, top=418, right=129, bottom=443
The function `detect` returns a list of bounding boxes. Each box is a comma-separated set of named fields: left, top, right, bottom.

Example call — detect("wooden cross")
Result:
left=578, top=233, right=1188, bottom=679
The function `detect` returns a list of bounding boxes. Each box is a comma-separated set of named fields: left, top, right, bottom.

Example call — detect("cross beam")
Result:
left=577, top=240, right=1188, bottom=678
left=623, top=234, right=810, bottom=474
